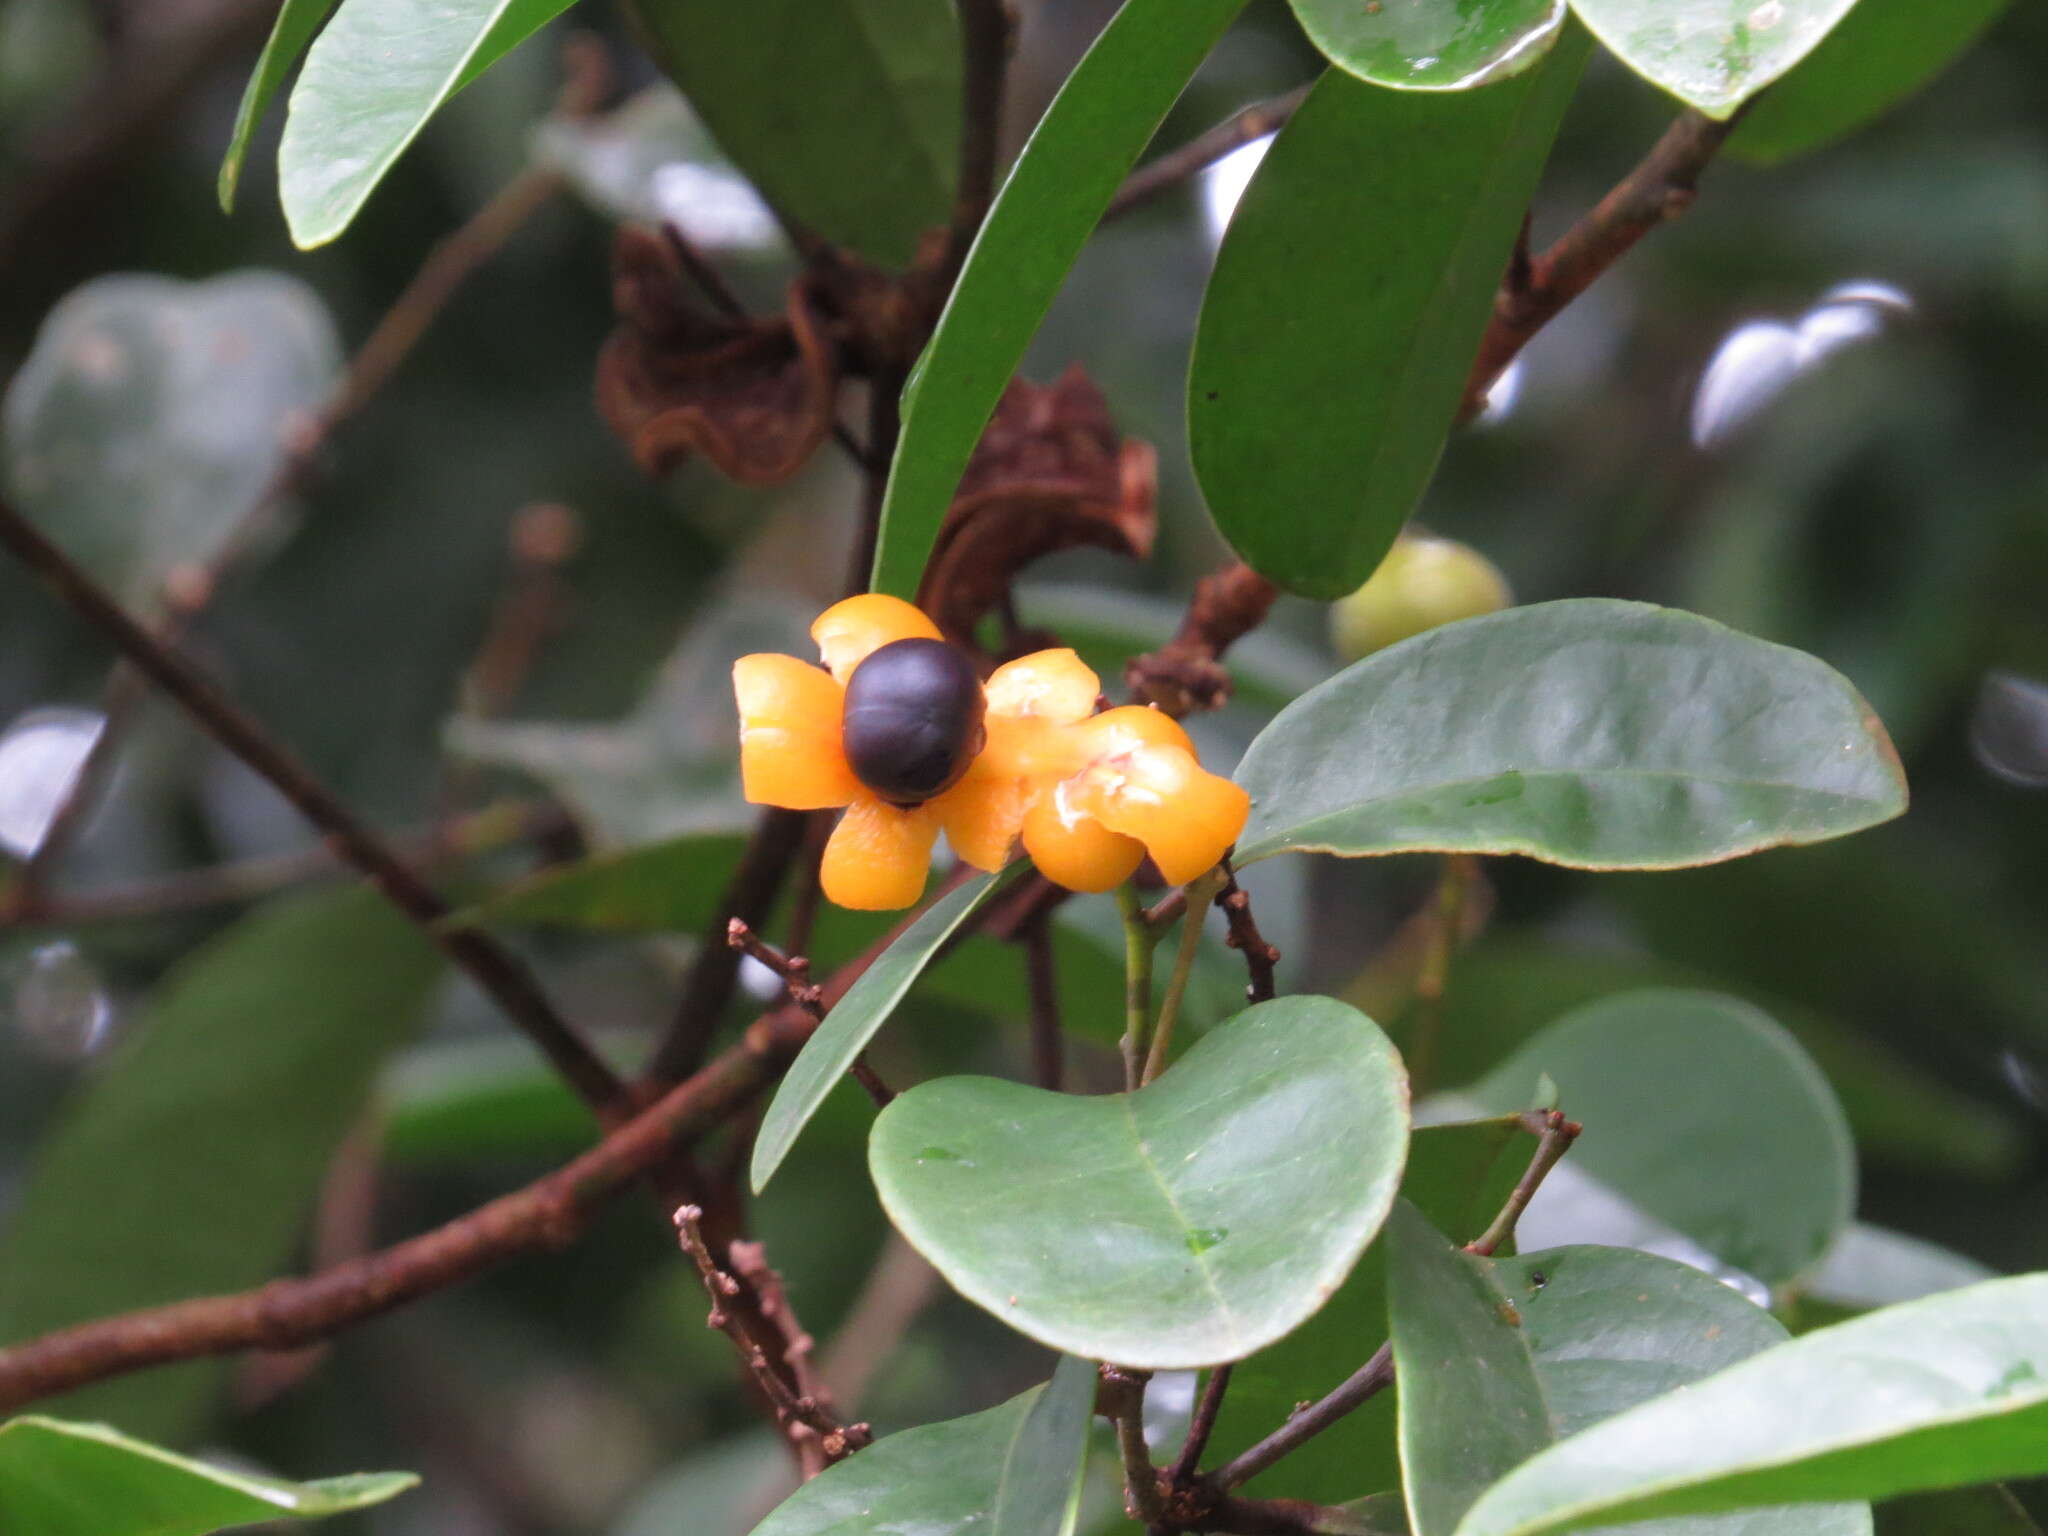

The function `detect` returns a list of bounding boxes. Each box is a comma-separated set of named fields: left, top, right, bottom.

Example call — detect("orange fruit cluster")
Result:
left=733, top=595, right=1250, bottom=910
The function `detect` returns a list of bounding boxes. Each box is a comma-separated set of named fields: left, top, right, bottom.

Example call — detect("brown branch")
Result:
left=1023, top=913, right=1063, bottom=1090
left=1461, top=106, right=1741, bottom=420
left=1215, top=866, right=1278, bottom=1006
left=942, top=0, right=1014, bottom=286
left=725, top=917, right=824, bottom=1018
left=0, top=799, right=568, bottom=929
left=1168, top=1363, right=1232, bottom=1486
left=1211, top=1344, right=1392, bottom=1493
left=1100, top=1365, right=1167, bottom=1525
left=1466, top=1109, right=1581, bottom=1259
left=1210, top=1109, right=1582, bottom=1490
left=1126, top=561, right=1280, bottom=719
left=459, top=502, right=581, bottom=720
left=0, top=1009, right=812, bottom=1413
left=1105, top=83, right=1312, bottom=222
left=0, top=494, right=625, bottom=1115
left=674, top=1205, right=869, bottom=1472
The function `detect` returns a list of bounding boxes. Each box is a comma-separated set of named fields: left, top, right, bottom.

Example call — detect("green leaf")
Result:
left=1807, top=1223, right=1997, bottom=1314
left=868, top=0, right=1248, bottom=600
left=0, top=271, right=340, bottom=605
left=1385, top=1206, right=1871, bottom=1536
left=1566, top=0, right=1859, bottom=118
left=1234, top=600, right=1908, bottom=868
left=1453, top=1272, right=2048, bottom=1536
left=445, top=827, right=751, bottom=932
left=1207, top=1116, right=1539, bottom=1505
left=1730, top=0, right=2010, bottom=163
left=278, top=0, right=573, bottom=247
left=870, top=996, right=1408, bottom=1368
left=1186, top=36, right=1586, bottom=602
left=752, top=1356, right=1094, bottom=1536
left=0, top=1416, right=416, bottom=1534
left=0, top=889, right=442, bottom=1440
left=217, top=0, right=338, bottom=211
left=381, top=1035, right=609, bottom=1165
left=751, top=868, right=1009, bottom=1193
left=1289, top=0, right=1566, bottom=89
left=628, top=0, right=958, bottom=268
left=1877, top=1487, right=2043, bottom=1536
left=1466, top=989, right=1854, bottom=1286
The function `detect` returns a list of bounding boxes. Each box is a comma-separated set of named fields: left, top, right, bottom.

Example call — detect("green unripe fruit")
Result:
left=1329, top=534, right=1513, bottom=662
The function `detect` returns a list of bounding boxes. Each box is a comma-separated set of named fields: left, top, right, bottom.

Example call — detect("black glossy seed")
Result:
left=841, top=638, right=987, bottom=804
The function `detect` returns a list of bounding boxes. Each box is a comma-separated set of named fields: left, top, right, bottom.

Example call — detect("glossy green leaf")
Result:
left=1186, top=37, right=1585, bottom=601
left=1567, top=0, right=1858, bottom=118
left=1209, top=1116, right=1538, bottom=1505
left=1234, top=600, right=1908, bottom=868
left=868, top=0, right=1248, bottom=600
left=1290, top=0, right=1565, bottom=89
left=1467, top=989, right=1854, bottom=1286
left=1386, top=1206, right=1870, bottom=1536
left=0, top=271, right=339, bottom=605
left=278, top=0, right=573, bottom=247
left=0, top=1416, right=416, bottom=1533
left=0, top=889, right=441, bottom=1440
left=446, top=827, right=750, bottom=932
left=752, top=868, right=1008, bottom=1193
left=870, top=996, right=1408, bottom=1368
left=217, top=0, right=337, bottom=211
left=1454, top=1273, right=2048, bottom=1536
left=628, top=0, right=957, bottom=267
left=752, top=1356, right=1094, bottom=1536
left=1731, top=0, right=2010, bottom=163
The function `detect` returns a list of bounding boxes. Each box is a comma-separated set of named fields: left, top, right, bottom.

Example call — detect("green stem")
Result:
left=1406, top=854, right=1477, bottom=1098
left=1117, top=883, right=1156, bottom=1092
left=1143, top=868, right=1224, bottom=1085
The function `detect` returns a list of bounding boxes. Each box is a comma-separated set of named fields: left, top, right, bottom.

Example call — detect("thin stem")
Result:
left=1466, top=1109, right=1581, bottom=1259
left=1100, top=1365, right=1165, bottom=1525
left=726, top=918, right=824, bottom=1017
left=1023, top=913, right=1064, bottom=1091
left=1213, top=1345, right=1392, bottom=1491
left=1105, top=83, right=1312, bottom=222
left=1168, top=1363, right=1233, bottom=1485
left=0, top=494, right=626, bottom=1116
left=1461, top=106, right=1742, bottom=419
left=1405, top=854, right=1477, bottom=1098
left=1144, top=869, right=1224, bottom=1085
left=1215, top=865, right=1279, bottom=1006
left=1116, top=883, right=1157, bottom=1093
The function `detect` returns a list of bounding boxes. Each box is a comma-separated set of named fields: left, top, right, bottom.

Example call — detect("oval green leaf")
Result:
left=752, top=1355, right=1094, bottom=1536
left=1453, top=1272, right=2048, bottom=1536
left=1186, top=35, right=1586, bottom=601
left=1290, top=0, right=1565, bottom=90
left=0, top=1417, right=416, bottom=1534
left=0, top=889, right=442, bottom=1440
left=751, top=868, right=1007, bottom=1193
left=628, top=0, right=958, bottom=268
left=868, top=0, right=1249, bottom=600
left=1386, top=1204, right=1871, bottom=1536
left=1730, top=0, right=2010, bottom=164
left=870, top=995, right=1409, bottom=1368
left=1234, top=600, right=1908, bottom=868
left=1566, top=0, right=1859, bottom=118
left=1, top=271, right=340, bottom=605
left=217, top=0, right=338, bottom=212
left=279, top=0, right=574, bottom=248
left=1467, top=989, right=1855, bottom=1286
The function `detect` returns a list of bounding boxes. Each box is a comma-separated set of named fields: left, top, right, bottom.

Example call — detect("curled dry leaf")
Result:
left=916, top=365, right=1156, bottom=645
left=595, top=226, right=838, bottom=485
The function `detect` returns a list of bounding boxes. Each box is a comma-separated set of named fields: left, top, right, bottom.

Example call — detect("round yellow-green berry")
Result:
left=1329, top=534, right=1513, bottom=662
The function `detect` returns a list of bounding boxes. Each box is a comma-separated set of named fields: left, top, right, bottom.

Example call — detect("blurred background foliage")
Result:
left=0, top=0, right=2044, bottom=1530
